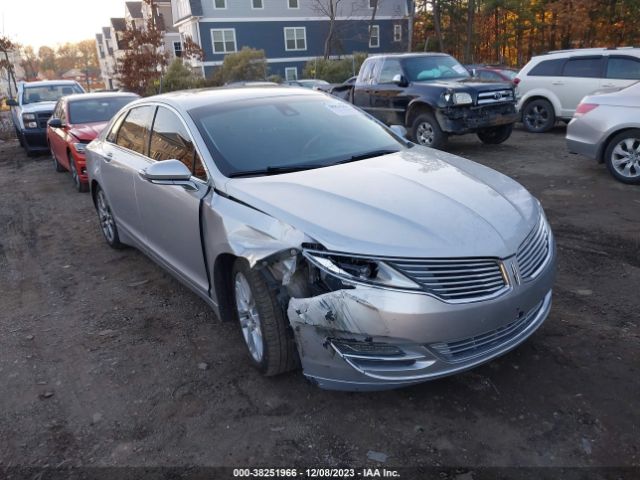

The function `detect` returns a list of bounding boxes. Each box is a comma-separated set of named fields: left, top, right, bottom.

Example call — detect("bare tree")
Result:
left=0, top=36, right=18, bottom=97
left=311, top=0, right=346, bottom=59
left=464, top=0, right=475, bottom=63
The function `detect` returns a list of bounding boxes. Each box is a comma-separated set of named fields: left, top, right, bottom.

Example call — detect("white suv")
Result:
left=516, top=47, right=640, bottom=132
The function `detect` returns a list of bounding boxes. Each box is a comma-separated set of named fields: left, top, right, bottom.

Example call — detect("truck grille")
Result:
left=36, top=111, right=53, bottom=129
left=516, top=217, right=551, bottom=281
left=476, top=89, right=514, bottom=105
left=429, top=299, right=545, bottom=362
left=387, top=258, right=508, bottom=302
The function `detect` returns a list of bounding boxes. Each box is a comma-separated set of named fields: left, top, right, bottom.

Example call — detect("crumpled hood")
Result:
left=68, top=122, right=108, bottom=142
left=225, top=148, right=540, bottom=259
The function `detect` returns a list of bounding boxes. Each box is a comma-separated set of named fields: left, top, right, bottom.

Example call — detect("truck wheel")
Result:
left=477, top=124, right=513, bottom=144
left=603, top=129, right=640, bottom=185
left=231, top=260, right=298, bottom=376
left=522, top=99, right=555, bottom=133
left=411, top=113, right=448, bottom=149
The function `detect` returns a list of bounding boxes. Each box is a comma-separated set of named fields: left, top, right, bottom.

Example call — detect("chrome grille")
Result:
left=477, top=89, right=514, bottom=105
left=429, top=299, right=545, bottom=362
left=36, top=111, right=53, bottom=129
left=387, top=258, right=508, bottom=302
left=517, top=217, right=551, bottom=280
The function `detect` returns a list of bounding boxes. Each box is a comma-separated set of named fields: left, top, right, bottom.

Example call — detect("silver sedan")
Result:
left=567, top=81, right=640, bottom=184
left=86, top=87, right=556, bottom=391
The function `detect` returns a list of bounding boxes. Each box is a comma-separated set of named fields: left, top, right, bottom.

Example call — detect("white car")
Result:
left=516, top=47, right=640, bottom=132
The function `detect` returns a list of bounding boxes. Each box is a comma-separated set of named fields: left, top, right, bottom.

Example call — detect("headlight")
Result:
left=22, top=113, right=36, bottom=121
left=453, top=92, right=473, bottom=105
left=304, top=251, right=420, bottom=290
left=25, top=122, right=38, bottom=129
left=73, top=143, right=88, bottom=154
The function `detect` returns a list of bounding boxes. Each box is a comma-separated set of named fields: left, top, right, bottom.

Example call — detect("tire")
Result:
left=16, top=128, right=24, bottom=147
left=411, top=112, right=448, bottom=149
left=522, top=99, right=555, bottom=133
left=94, top=185, right=124, bottom=249
left=51, top=145, right=65, bottom=172
left=69, top=153, right=88, bottom=192
left=477, top=124, right=514, bottom=145
left=603, top=129, right=640, bottom=185
left=231, top=260, right=298, bottom=376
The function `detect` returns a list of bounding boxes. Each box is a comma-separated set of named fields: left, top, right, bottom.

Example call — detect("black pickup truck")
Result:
left=338, top=53, right=519, bottom=149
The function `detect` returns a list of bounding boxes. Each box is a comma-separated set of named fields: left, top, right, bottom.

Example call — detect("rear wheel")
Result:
left=94, top=186, right=124, bottom=249
left=522, top=99, right=555, bottom=133
left=411, top=112, right=448, bottom=149
left=603, top=129, right=640, bottom=184
left=477, top=124, right=513, bottom=144
left=232, top=260, right=298, bottom=376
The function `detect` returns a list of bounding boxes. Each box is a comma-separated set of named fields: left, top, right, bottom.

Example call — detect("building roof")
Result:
left=110, top=17, right=127, bottom=32
left=125, top=2, right=143, bottom=19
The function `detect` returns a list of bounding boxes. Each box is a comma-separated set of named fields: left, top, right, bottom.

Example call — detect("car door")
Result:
left=353, top=58, right=379, bottom=118
left=134, top=105, right=210, bottom=295
left=369, top=58, right=407, bottom=125
left=99, top=105, right=156, bottom=245
left=601, top=55, right=640, bottom=90
left=557, top=56, right=604, bottom=117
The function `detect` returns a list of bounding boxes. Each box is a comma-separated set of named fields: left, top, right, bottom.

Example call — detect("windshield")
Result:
left=403, top=56, right=471, bottom=82
left=190, top=95, right=403, bottom=177
left=22, top=84, right=84, bottom=104
left=68, top=96, right=138, bottom=124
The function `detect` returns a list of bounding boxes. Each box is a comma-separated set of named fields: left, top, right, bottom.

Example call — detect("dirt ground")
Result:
left=0, top=127, right=638, bottom=474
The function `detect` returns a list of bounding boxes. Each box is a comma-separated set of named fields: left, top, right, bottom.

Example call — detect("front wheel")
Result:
left=522, top=99, right=555, bottom=133
left=69, top=155, right=88, bottom=192
left=477, top=124, right=513, bottom=144
left=232, top=260, right=298, bottom=376
left=94, top=186, right=124, bottom=249
left=603, top=129, right=640, bottom=184
left=411, top=112, right=448, bottom=149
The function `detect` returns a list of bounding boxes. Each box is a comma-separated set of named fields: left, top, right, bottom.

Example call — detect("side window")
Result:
left=115, top=105, right=155, bottom=155
left=528, top=59, right=564, bottom=76
left=606, top=56, right=640, bottom=80
left=52, top=101, right=62, bottom=119
left=106, top=111, right=127, bottom=143
left=60, top=102, right=67, bottom=124
left=357, top=59, right=374, bottom=84
left=150, top=107, right=207, bottom=181
left=378, top=59, right=403, bottom=83
left=562, top=57, right=603, bottom=78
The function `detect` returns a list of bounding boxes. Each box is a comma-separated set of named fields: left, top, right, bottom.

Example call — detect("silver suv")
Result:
left=516, top=47, right=640, bottom=132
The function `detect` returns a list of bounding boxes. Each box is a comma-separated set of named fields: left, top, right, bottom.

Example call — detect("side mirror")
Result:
left=471, top=68, right=477, bottom=77
left=392, top=74, right=408, bottom=87
left=390, top=125, right=408, bottom=138
left=6, top=98, right=18, bottom=106
left=48, top=118, right=64, bottom=128
left=139, top=159, right=197, bottom=190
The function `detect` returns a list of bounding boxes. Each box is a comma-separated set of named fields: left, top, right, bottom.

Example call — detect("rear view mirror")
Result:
left=6, top=98, right=17, bottom=106
left=139, top=159, right=197, bottom=191
left=392, top=74, right=408, bottom=87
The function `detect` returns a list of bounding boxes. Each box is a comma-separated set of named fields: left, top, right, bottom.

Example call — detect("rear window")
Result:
left=68, top=96, right=138, bottom=124
left=562, top=57, right=603, bottom=78
left=22, top=84, right=84, bottom=104
left=528, top=59, right=564, bottom=76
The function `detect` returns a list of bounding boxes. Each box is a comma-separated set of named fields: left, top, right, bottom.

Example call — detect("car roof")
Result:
left=367, top=53, right=450, bottom=60
left=63, top=92, right=139, bottom=103
left=129, top=86, right=323, bottom=111
left=21, top=80, right=81, bottom=87
left=534, top=47, right=640, bottom=60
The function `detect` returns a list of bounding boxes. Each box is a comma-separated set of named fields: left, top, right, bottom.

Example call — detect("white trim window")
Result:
left=284, top=27, right=306, bottom=51
left=285, top=67, right=298, bottom=81
left=211, top=29, right=237, bottom=53
left=369, top=0, right=377, bottom=8
left=288, top=0, right=299, bottom=9
left=213, top=0, right=226, bottom=9
left=369, top=25, right=380, bottom=48
left=393, top=24, right=402, bottom=42
left=173, top=41, right=183, bottom=57
left=252, top=0, right=263, bottom=8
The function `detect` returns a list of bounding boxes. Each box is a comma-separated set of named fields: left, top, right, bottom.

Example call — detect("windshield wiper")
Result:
left=228, top=163, right=324, bottom=178
left=333, top=149, right=400, bottom=165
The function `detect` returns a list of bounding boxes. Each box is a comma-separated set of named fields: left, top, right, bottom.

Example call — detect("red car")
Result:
left=47, top=92, right=139, bottom=192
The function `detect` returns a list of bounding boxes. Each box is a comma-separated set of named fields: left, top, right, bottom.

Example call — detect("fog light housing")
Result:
left=332, top=339, right=403, bottom=357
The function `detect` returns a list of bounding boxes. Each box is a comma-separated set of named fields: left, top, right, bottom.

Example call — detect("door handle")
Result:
left=601, top=83, right=615, bottom=88
left=551, top=81, right=564, bottom=85
left=104, top=151, right=113, bottom=162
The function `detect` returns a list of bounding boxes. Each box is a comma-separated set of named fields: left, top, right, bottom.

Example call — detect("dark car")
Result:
left=347, top=54, right=519, bottom=149
left=466, top=65, right=519, bottom=83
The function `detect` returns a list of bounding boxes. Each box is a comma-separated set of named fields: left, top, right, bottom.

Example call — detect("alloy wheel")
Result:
left=96, top=190, right=116, bottom=243
left=610, top=137, right=640, bottom=179
left=234, top=272, right=264, bottom=363
left=70, top=160, right=80, bottom=189
left=416, top=122, right=435, bottom=145
left=524, top=105, right=549, bottom=130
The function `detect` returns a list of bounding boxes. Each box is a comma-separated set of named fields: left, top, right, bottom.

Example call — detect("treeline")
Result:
left=412, top=0, right=640, bottom=67
left=20, top=40, right=99, bottom=80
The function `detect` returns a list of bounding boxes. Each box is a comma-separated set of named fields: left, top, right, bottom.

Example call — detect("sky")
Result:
left=0, top=0, right=128, bottom=50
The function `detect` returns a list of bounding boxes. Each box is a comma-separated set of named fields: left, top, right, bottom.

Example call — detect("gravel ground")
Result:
left=0, top=127, right=638, bottom=475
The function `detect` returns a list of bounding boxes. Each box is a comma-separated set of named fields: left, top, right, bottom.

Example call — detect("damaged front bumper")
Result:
left=438, top=103, right=519, bottom=134
left=286, top=251, right=555, bottom=391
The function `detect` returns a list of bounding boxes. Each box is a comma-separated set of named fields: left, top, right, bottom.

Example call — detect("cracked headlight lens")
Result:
left=304, top=251, right=420, bottom=290
left=453, top=92, right=473, bottom=105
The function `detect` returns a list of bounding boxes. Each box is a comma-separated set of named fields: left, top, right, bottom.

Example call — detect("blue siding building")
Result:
left=171, top=0, right=411, bottom=79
